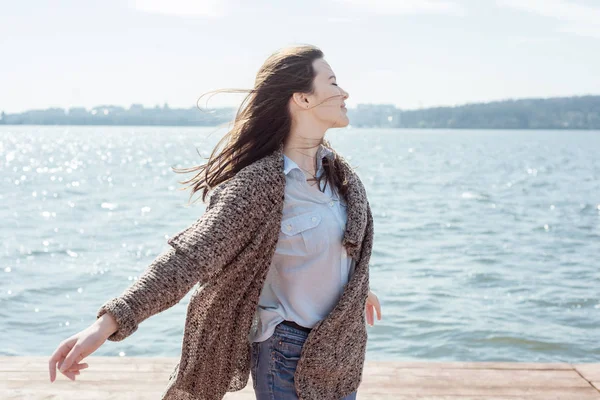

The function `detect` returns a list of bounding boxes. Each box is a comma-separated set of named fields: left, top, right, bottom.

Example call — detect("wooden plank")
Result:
left=363, top=367, right=588, bottom=386
left=5, top=368, right=587, bottom=388
left=1, top=357, right=598, bottom=400
left=2, top=357, right=575, bottom=371
left=575, top=363, right=600, bottom=380
left=1, top=390, right=256, bottom=400
left=363, top=361, right=574, bottom=370
left=0, top=356, right=176, bottom=372
left=575, top=364, right=600, bottom=393
left=2, top=391, right=598, bottom=400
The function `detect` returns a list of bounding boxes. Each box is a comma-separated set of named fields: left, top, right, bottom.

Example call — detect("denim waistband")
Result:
left=277, top=320, right=312, bottom=336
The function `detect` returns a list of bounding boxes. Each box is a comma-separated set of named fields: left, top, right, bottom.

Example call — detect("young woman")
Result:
left=48, top=44, right=382, bottom=400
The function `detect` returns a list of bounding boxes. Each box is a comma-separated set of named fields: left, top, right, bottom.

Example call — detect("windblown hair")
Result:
left=172, top=44, right=349, bottom=205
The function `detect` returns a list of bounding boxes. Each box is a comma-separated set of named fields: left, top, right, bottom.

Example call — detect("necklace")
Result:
left=297, top=164, right=327, bottom=189
left=286, top=150, right=325, bottom=184
left=298, top=165, right=317, bottom=180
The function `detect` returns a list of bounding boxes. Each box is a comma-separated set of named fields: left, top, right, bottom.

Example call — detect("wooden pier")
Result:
left=2, top=357, right=599, bottom=399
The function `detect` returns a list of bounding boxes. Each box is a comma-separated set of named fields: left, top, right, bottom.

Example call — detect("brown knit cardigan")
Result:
left=96, top=141, right=374, bottom=400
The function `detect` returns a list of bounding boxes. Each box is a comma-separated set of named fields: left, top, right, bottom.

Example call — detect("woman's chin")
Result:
left=330, top=114, right=349, bottom=128
left=338, top=116, right=350, bottom=128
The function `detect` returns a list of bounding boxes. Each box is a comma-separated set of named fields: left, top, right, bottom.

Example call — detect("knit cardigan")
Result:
left=96, top=141, right=374, bottom=400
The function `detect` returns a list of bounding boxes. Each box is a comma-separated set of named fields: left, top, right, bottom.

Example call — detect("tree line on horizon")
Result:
left=1, top=95, right=598, bottom=129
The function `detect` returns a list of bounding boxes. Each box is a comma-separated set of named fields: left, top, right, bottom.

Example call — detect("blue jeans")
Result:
left=251, top=321, right=358, bottom=400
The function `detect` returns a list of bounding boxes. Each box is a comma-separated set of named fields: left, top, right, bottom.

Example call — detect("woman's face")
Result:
left=306, top=58, right=350, bottom=128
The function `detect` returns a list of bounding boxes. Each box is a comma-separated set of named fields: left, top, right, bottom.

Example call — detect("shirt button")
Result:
left=286, top=224, right=292, bottom=231
left=311, top=216, right=317, bottom=222
left=329, top=201, right=334, bottom=207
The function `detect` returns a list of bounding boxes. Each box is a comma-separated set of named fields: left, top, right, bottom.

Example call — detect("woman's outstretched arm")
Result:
left=96, top=247, right=200, bottom=341
left=49, top=175, right=273, bottom=381
left=96, top=175, right=274, bottom=342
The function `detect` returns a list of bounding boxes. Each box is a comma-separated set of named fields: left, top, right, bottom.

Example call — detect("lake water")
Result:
left=1, top=126, right=599, bottom=363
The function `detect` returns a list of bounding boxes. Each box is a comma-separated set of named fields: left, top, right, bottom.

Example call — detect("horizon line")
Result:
left=2, top=93, right=599, bottom=115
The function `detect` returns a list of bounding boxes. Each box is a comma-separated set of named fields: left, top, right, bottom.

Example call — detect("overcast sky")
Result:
left=2, top=0, right=599, bottom=113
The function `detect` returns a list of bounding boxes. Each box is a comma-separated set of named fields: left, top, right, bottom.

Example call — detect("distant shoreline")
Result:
left=1, top=124, right=598, bottom=131
left=1, top=95, right=599, bottom=129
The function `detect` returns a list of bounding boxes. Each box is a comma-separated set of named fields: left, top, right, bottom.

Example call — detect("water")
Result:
left=1, top=126, right=599, bottom=363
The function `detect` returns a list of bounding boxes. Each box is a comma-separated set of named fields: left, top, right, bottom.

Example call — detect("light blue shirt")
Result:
left=250, top=144, right=356, bottom=343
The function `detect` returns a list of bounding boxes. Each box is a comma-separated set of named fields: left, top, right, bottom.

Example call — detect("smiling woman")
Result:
left=48, top=44, right=379, bottom=400
left=171, top=45, right=352, bottom=207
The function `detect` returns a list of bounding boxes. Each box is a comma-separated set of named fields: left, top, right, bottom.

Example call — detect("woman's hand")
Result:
left=48, top=314, right=117, bottom=382
left=366, top=290, right=382, bottom=326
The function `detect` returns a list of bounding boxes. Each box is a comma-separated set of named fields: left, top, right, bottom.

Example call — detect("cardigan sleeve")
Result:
left=96, top=175, right=273, bottom=341
left=96, top=247, right=200, bottom=341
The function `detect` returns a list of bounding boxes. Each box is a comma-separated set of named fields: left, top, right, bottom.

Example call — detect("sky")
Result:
left=1, top=0, right=600, bottom=113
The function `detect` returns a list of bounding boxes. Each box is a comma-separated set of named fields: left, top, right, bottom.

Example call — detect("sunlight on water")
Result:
left=0, top=126, right=599, bottom=362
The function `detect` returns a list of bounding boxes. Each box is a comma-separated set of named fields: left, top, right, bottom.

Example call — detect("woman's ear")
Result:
left=291, top=92, right=309, bottom=109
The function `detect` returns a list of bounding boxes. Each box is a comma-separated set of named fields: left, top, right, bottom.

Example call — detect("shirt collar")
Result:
left=283, top=144, right=334, bottom=179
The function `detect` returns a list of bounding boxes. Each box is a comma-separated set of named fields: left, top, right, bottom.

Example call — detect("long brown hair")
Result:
left=172, top=44, right=349, bottom=205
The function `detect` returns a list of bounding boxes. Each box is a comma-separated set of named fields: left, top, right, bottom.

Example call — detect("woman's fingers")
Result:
left=60, top=344, right=87, bottom=373
left=365, top=291, right=382, bottom=327
left=59, top=362, right=89, bottom=373
left=50, top=360, right=88, bottom=381
left=49, top=339, right=75, bottom=383
left=63, top=369, right=79, bottom=381
left=75, top=362, right=89, bottom=370
left=374, top=296, right=382, bottom=320
left=49, top=325, right=107, bottom=382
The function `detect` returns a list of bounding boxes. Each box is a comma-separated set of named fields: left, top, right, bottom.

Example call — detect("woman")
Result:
left=48, top=44, right=382, bottom=400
